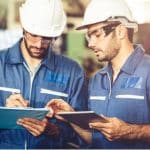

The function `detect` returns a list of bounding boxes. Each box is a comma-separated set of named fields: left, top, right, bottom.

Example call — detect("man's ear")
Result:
left=116, top=25, right=127, bottom=40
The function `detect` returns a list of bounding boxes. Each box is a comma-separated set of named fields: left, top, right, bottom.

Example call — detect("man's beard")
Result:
left=24, top=37, right=49, bottom=59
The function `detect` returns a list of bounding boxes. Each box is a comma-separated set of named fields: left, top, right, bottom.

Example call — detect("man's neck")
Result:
left=111, top=42, right=134, bottom=82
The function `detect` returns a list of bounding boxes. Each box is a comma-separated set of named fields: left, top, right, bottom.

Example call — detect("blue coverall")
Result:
left=0, top=39, right=88, bottom=149
left=89, top=45, right=150, bottom=148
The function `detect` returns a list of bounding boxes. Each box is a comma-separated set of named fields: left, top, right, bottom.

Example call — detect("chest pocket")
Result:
left=0, top=87, right=21, bottom=106
left=40, top=88, right=68, bottom=99
left=115, top=76, right=145, bottom=101
left=115, top=88, right=145, bottom=101
left=35, top=71, right=70, bottom=107
left=109, top=88, right=149, bottom=124
left=89, top=89, right=108, bottom=115
left=36, top=83, right=69, bottom=107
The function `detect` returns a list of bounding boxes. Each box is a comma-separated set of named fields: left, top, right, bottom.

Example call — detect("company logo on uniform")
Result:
left=121, top=77, right=142, bottom=89
left=45, top=70, right=69, bottom=85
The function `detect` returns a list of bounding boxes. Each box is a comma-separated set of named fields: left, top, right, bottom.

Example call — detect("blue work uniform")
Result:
left=0, top=39, right=88, bottom=149
left=89, top=45, right=150, bottom=148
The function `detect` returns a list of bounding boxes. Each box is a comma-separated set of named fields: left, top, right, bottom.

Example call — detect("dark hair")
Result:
left=127, top=28, right=134, bottom=42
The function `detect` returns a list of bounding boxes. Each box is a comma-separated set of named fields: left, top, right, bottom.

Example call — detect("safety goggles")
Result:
left=85, top=22, right=120, bottom=42
left=24, top=31, right=56, bottom=44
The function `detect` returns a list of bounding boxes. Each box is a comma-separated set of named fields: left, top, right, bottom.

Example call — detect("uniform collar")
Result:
left=41, top=48, right=55, bottom=71
left=99, top=64, right=111, bottom=74
left=6, top=39, right=55, bottom=71
left=121, top=44, right=144, bottom=75
left=6, top=39, right=24, bottom=64
left=99, top=44, right=145, bottom=75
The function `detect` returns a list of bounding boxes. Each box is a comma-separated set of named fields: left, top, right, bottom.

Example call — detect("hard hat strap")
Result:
left=103, top=22, right=121, bottom=36
left=107, top=16, right=138, bottom=32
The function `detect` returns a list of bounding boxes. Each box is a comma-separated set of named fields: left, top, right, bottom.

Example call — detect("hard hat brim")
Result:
left=76, top=21, right=101, bottom=30
left=76, top=19, right=138, bottom=33
left=76, top=24, right=88, bottom=30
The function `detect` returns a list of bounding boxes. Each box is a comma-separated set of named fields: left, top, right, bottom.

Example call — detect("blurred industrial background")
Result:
left=0, top=0, right=150, bottom=79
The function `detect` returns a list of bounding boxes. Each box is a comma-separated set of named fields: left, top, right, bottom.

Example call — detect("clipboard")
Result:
left=0, top=107, right=49, bottom=129
left=57, top=111, right=107, bottom=129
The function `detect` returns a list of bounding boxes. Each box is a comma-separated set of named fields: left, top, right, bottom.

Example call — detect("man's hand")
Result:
left=17, top=117, right=59, bottom=136
left=45, top=99, right=74, bottom=117
left=45, top=99, right=93, bottom=144
left=89, top=115, right=132, bottom=141
left=6, top=94, right=29, bottom=107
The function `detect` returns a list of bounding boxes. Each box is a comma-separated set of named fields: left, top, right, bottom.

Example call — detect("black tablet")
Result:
left=58, top=111, right=107, bottom=129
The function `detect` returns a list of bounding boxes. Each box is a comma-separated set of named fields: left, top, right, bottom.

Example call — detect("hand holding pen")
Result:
left=5, top=93, right=29, bottom=107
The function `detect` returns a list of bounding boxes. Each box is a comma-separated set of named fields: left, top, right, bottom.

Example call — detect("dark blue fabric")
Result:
left=89, top=45, right=150, bottom=148
left=0, top=39, right=88, bottom=148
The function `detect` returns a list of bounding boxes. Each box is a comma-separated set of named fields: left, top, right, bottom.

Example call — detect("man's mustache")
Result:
left=30, top=46, right=47, bottom=51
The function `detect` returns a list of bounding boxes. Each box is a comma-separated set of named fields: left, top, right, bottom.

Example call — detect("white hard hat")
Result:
left=19, top=0, right=66, bottom=37
left=76, top=0, right=138, bottom=32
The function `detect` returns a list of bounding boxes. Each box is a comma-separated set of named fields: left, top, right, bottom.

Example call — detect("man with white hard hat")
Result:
left=0, top=0, right=88, bottom=148
left=46, top=0, right=150, bottom=148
